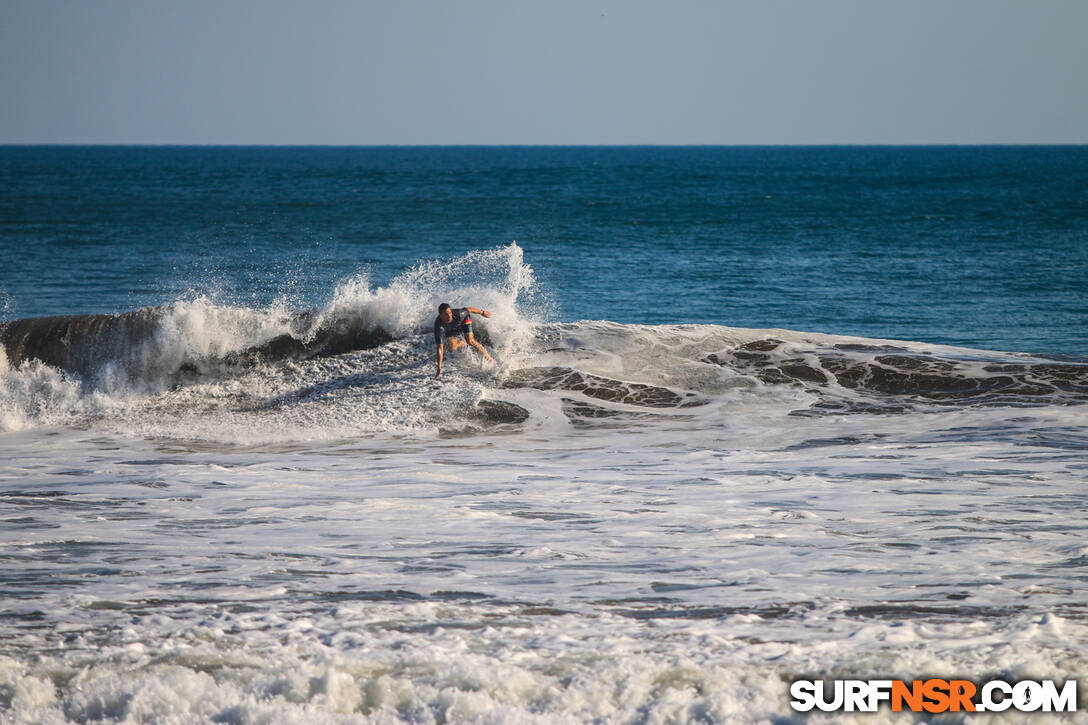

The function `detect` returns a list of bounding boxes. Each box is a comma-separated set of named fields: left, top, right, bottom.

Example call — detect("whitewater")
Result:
left=2, top=244, right=1088, bottom=723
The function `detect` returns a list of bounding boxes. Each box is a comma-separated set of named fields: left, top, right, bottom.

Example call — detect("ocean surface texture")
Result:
left=1, top=146, right=1087, bottom=723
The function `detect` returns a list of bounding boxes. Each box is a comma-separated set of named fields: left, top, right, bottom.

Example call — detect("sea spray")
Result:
left=0, top=353, right=84, bottom=432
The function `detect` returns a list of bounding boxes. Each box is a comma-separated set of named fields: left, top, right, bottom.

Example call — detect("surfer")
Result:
left=434, top=303, right=496, bottom=378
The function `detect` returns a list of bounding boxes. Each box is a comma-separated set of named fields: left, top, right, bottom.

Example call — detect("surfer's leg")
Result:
left=448, top=338, right=466, bottom=352
left=464, top=332, right=495, bottom=363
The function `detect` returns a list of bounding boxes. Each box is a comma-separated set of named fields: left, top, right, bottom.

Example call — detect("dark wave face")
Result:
left=0, top=309, right=161, bottom=375
left=707, top=338, right=1088, bottom=412
left=0, top=307, right=416, bottom=387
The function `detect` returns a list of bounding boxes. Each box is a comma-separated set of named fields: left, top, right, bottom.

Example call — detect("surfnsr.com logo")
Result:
left=790, top=679, right=1077, bottom=714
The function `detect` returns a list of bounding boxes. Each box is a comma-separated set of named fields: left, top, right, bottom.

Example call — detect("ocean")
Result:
left=1, top=146, right=1087, bottom=723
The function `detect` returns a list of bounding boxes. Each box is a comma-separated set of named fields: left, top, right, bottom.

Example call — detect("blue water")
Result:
left=2, top=145, right=1086, bottom=354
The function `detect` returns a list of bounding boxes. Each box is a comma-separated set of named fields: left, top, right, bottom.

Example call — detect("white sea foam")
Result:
left=2, top=407, right=1086, bottom=722
left=3, top=599, right=1086, bottom=723
left=0, top=353, right=85, bottom=432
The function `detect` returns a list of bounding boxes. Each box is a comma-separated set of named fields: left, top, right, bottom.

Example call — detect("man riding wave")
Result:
left=433, top=303, right=496, bottom=378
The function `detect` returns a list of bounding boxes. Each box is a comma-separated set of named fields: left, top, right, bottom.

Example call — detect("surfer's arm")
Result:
left=435, top=344, right=444, bottom=378
left=466, top=307, right=491, bottom=318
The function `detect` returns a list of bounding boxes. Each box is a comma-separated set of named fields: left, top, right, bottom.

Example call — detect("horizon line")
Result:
left=3, top=142, right=1088, bottom=149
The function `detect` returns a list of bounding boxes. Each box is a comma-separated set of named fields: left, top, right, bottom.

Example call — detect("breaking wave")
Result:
left=2, top=245, right=1086, bottom=437
left=0, top=244, right=541, bottom=432
left=0, top=243, right=539, bottom=386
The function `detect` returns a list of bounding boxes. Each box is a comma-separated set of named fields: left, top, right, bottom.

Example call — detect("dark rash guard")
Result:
left=434, top=308, right=473, bottom=346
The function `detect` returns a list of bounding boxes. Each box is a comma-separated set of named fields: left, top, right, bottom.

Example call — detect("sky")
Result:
left=2, top=0, right=1086, bottom=145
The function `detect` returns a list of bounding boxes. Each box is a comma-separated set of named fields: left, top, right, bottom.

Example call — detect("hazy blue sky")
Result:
left=2, top=0, right=1086, bottom=144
